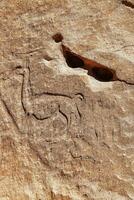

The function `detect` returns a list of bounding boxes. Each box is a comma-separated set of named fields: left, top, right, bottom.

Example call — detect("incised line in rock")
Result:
left=0, top=96, right=20, bottom=133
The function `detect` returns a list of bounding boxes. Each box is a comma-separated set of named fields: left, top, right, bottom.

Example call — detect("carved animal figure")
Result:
left=16, top=60, right=83, bottom=129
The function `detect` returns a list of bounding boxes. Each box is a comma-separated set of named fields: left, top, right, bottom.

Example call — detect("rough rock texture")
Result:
left=0, top=0, right=134, bottom=199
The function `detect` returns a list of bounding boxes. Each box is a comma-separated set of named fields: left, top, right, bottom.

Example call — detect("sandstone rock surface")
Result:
left=0, top=0, right=134, bottom=199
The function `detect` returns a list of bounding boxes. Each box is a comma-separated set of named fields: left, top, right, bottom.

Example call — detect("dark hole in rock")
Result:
left=64, top=50, right=84, bottom=68
left=121, top=0, right=134, bottom=8
left=90, top=67, right=114, bottom=82
left=15, top=65, right=22, bottom=69
left=52, top=33, right=63, bottom=43
left=62, top=45, right=116, bottom=82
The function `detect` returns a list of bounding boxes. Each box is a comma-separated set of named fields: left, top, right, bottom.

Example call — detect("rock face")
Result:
left=0, top=0, right=134, bottom=199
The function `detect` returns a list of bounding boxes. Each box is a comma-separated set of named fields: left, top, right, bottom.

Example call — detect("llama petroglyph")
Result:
left=16, top=60, right=84, bottom=130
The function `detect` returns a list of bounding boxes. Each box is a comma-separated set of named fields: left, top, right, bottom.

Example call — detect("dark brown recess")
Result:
left=52, top=33, right=63, bottom=43
left=121, top=0, right=134, bottom=9
left=90, top=67, right=114, bottom=82
left=62, top=45, right=117, bottom=82
left=63, top=49, right=84, bottom=68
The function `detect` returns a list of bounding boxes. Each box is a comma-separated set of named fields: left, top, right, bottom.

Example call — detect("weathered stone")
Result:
left=0, top=0, right=134, bottom=199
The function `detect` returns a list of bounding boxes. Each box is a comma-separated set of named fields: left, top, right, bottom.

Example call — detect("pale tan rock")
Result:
left=0, top=0, right=134, bottom=200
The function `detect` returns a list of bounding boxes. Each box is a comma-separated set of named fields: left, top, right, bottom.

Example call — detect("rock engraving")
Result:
left=16, top=60, right=84, bottom=130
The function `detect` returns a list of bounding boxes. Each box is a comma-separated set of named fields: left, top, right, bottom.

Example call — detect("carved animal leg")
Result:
left=73, top=93, right=84, bottom=122
left=59, top=104, right=71, bottom=130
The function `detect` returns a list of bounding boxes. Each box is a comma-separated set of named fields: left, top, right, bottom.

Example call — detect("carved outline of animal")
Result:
left=16, top=59, right=84, bottom=130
